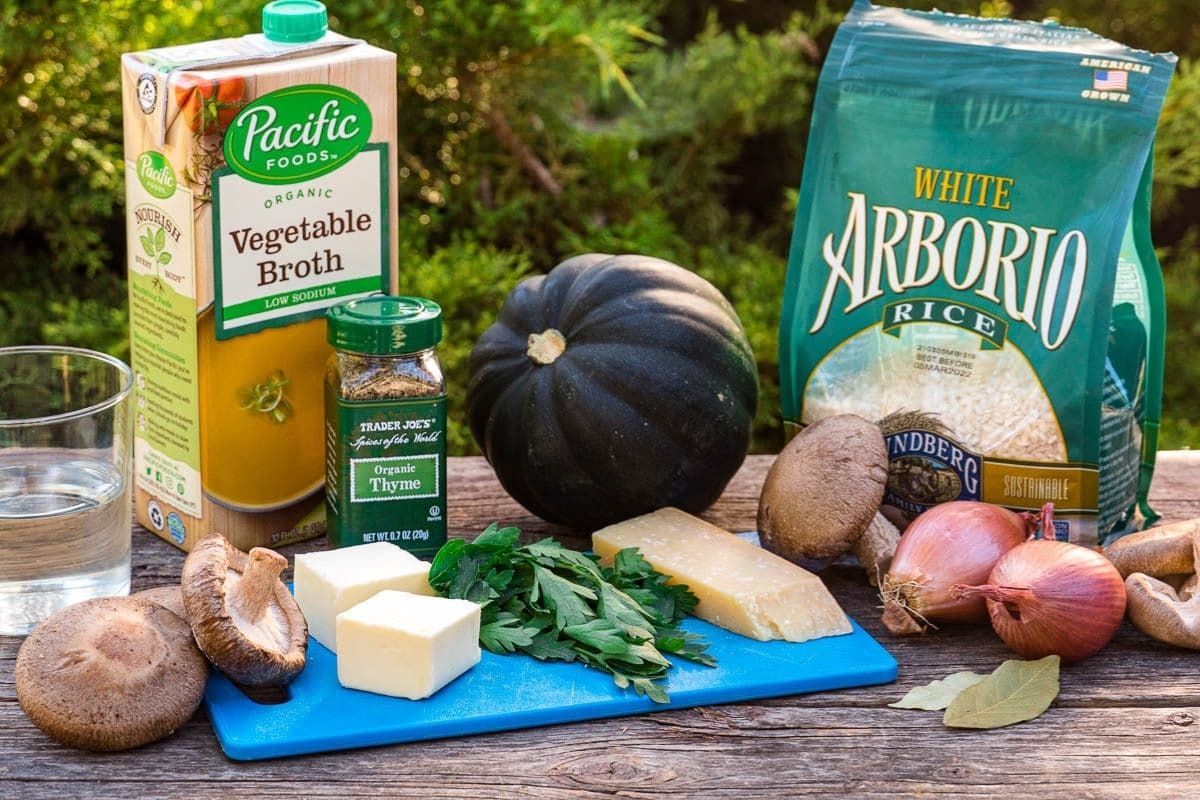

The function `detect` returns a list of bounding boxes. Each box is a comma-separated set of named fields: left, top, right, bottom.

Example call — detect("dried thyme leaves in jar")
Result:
left=324, top=296, right=447, bottom=555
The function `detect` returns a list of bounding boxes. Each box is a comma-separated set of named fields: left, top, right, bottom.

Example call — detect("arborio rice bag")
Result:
left=780, top=2, right=1176, bottom=545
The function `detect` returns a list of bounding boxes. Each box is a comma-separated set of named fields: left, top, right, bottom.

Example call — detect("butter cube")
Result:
left=336, top=591, right=481, bottom=700
left=294, top=542, right=434, bottom=652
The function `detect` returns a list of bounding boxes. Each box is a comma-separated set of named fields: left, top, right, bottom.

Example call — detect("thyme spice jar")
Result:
left=324, top=296, right=446, bottom=555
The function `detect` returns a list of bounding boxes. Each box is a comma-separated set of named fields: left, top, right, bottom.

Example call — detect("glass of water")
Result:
left=0, top=346, right=134, bottom=635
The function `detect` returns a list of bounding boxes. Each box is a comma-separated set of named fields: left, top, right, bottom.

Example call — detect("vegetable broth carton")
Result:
left=120, top=1, right=398, bottom=551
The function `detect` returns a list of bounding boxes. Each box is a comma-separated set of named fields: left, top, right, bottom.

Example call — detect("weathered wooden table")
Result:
left=3, top=454, right=1198, bottom=798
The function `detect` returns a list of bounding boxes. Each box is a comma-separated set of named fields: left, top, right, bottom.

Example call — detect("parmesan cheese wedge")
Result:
left=592, top=508, right=852, bottom=643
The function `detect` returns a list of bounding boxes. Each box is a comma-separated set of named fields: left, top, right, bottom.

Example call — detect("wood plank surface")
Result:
left=2, top=454, right=1198, bottom=799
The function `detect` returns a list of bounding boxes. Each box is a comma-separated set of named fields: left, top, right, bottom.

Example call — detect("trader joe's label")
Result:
left=326, top=393, right=447, bottom=556
left=211, top=142, right=389, bottom=339
left=125, top=157, right=202, bottom=517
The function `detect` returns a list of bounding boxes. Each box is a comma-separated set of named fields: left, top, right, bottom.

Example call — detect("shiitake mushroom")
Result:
left=15, top=596, right=207, bottom=751
left=134, top=585, right=187, bottom=619
left=757, top=414, right=894, bottom=579
left=1110, top=519, right=1200, bottom=651
left=182, top=532, right=308, bottom=686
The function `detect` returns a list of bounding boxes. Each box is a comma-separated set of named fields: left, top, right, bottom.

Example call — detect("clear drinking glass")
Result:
left=0, top=346, right=134, bottom=635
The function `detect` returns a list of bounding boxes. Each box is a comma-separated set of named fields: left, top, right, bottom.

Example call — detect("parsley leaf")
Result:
left=598, top=582, right=656, bottom=640
left=479, top=615, right=540, bottom=653
left=524, top=631, right=578, bottom=662
left=613, top=547, right=654, bottom=578
left=564, top=619, right=632, bottom=655
left=427, top=538, right=466, bottom=587
left=427, top=525, right=717, bottom=703
left=532, top=564, right=596, bottom=629
left=656, top=628, right=717, bottom=667
left=472, top=523, right=521, bottom=550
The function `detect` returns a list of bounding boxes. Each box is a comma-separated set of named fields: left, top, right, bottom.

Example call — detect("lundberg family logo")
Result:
left=884, top=427, right=982, bottom=514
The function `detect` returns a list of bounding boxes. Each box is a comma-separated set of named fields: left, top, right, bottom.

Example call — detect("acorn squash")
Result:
left=467, top=253, right=758, bottom=529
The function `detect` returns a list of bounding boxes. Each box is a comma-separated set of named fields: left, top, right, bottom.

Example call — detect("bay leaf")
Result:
left=943, top=655, right=1060, bottom=730
left=888, top=671, right=986, bottom=710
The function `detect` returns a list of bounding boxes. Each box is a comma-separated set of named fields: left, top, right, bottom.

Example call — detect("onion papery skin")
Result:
left=956, top=540, right=1127, bottom=664
left=881, top=501, right=1034, bottom=634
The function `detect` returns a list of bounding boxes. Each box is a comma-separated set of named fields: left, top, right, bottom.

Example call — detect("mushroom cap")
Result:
left=135, top=585, right=187, bottom=619
left=182, top=533, right=307, bottom=686
left=14, top=596, right=207, bottom=752
left=1126, top=573, right=1200, bottom=650
left=757, top=414, right=888, bottom=565
left=1105, top=520, right=1199, bottom=580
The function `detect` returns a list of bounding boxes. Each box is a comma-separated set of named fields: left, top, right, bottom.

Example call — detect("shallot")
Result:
left=953, top=505, right=1127, bottom=663
left=881, top=501, right=1036, bottom=634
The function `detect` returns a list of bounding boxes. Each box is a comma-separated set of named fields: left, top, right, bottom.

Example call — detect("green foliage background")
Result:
left=1, top=0, right=1197, bottom=455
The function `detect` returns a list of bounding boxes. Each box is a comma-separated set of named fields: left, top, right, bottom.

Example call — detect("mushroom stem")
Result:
left=852, top=512, right=901, bottom=587
left=234, top=548, right=288, bottom=621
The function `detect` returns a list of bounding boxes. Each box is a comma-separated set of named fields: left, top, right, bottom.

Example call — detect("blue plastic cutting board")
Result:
left=204, top=613, right=896, bottom=760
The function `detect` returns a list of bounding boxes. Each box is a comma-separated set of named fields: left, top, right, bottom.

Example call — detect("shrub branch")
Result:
left=484, top=106, right=563, bottom=196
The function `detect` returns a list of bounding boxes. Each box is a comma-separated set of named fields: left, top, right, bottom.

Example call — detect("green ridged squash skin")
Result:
left=467, top=254, right=759, bottom=530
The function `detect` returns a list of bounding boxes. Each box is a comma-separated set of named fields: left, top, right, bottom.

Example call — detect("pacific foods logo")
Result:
left=136, top=151, right=176, bottom=199
left=223, top=84, right=372, bottom=184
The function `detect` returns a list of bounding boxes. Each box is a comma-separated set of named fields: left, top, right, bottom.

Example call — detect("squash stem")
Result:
left=527, top=329, right=567, bottom=365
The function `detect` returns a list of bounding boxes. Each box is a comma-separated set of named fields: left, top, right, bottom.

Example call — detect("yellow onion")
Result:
left=881, top=501, right=1035, bottom=634
left=953, top=537, right=1127, bottom=664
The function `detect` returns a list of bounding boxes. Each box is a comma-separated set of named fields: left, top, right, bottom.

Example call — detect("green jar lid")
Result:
left=327, top=295, right=442, bottom=354
left=262, top=0, right=328, bottom=43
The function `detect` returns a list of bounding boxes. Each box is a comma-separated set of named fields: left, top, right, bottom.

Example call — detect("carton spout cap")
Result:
left=262, top=0, right=328, bottom=43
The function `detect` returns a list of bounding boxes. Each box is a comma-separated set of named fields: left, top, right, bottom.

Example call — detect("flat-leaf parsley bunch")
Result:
left=428, top=524, right=716, bottom=703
